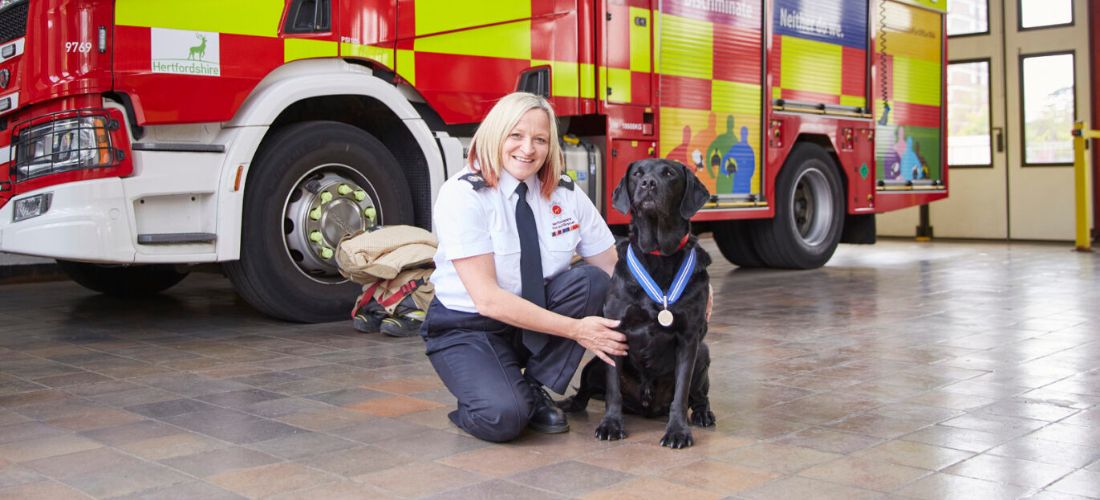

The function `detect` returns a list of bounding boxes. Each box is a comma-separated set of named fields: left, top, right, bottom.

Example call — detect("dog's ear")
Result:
left=611, top=161, right=636, bottom=215
left=678, top=161, right=711, bottom=219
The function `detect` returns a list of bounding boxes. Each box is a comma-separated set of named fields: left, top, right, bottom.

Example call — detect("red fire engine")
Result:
left=0, top=0, right=948, bottom=322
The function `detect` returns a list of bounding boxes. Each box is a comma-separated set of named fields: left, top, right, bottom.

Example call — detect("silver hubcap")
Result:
left=283, top=165, right=379, bottom=283
left=790, top=167, right=833, bottom=247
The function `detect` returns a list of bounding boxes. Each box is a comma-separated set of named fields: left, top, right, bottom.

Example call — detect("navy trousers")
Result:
left=421, top=265, right=609, bottom=442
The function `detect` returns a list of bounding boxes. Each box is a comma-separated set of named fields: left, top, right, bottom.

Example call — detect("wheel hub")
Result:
left=790, top=168, right=832, bottom=247
left=284, top=168, right=378, bottom=283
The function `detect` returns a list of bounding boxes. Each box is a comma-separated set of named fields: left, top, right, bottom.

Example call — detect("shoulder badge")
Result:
left=558, top=173, right=575, bottom=191
left=458, top=172, right=488, bottom=190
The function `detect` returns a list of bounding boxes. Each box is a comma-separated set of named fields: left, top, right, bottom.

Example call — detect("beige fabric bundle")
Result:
left=337, top=225, right=437, bottom=283
left=337, top=225, right=438, bottom=315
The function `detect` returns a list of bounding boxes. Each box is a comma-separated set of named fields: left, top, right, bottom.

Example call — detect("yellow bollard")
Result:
left=1071, top=122, right=1099, bottom=252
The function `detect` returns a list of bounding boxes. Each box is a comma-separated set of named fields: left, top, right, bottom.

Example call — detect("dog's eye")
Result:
left=633, top=169, right=643, bottom=177
left=662, top=168, right=673, bottom=177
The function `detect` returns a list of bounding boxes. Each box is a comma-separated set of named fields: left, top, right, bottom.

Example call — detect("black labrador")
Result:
left=560, top=158, right=715, bottom=448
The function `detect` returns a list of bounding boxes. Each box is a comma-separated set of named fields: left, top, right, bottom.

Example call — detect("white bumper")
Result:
left=0, top=178, right=137, bottom=263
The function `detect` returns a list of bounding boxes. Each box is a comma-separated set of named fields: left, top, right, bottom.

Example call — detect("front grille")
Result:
left=0, top=1, right=28, bottom=46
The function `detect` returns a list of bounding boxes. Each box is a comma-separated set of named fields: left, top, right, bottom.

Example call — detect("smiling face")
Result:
left=501, top=108, right=551, bottom=182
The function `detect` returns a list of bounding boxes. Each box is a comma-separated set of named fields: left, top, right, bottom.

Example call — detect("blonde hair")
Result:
left=468, top=92, right=563, bottom=198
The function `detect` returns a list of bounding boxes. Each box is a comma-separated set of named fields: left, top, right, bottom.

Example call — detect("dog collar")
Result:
left=648, top=233, right=690, bottom=256
left=626, top=244, right=697, bottom=327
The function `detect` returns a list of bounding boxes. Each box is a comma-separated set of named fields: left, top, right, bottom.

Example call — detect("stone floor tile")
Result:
left=426, top=478, right=568, bottom=500
left=0, top=465, right=43, bottom=489
left=371, top=428, right=491, bottom=461
left=1, top=240, right=1099, bottom=498
left=159, top=447, right=281, bottom=478
left=437, top=444, right=566, bottom=478
left=296, top=445, right=409, bottom=478
left=774, top=427, right=883, bottom=454
left=268, top=480, right=388, bottom=500
left=357, top=461, right=484, bottom=497
left=892, top=472, right=1031, bottom=499
left=0, top=480, right=89, bottom=500
left=62, top=462, right=192, bottom=498
left=507, top=460, right=632, bottom=497
left=737, top=475, right=886, bottom=500
left=208, top=462, right=333, bottom=499
left=0, top=434, right=102, bottom=463
left=80, top=420, right=179, bottom=447
left=657, top=459, right=780, bottom=495
left=246, top=431, right=357, bottom=460
left=344, top=394, right=448, bottom=417
left=1045, top=469, right=1100, bottom=498
left=117, top=432, right=226, bottom=461
left=713, top=442, right=842, bottom=474
left=798, top=456, right=930, bottom=492
left=112, top=480, right=246, bottom=500
left=901, top=425, right=1010, bottom=453
left=944, top=453, right=1077, bottom=489
left=161, top=407, right=307, bottom=444
left=1023, top=491, right=1096, bottom=500
left=581, top=476, right=722, bottom=500
left=852, top=440, right=975, bottom=471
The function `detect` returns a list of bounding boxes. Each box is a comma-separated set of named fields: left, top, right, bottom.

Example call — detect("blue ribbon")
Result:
left=625, top=244, right=696, bottom=310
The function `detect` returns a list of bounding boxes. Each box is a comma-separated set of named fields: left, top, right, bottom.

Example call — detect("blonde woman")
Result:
left=422, top=93, right=626, bottom=442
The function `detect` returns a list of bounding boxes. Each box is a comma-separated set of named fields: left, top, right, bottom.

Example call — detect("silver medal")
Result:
left=657, top=309, right=674, bottom=327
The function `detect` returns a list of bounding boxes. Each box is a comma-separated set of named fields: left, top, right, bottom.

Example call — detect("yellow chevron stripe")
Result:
left=414, top=21, right=532, bottom=60
left=780, top=36, right=841, bottom=95
left=285, top=39, right=337, bottom=63
left=342, top=43, right=394, bottom=70
left=532, top=60, right=579, bottom=98
left=414, top=0, right=531, bottom=36
left=116, top=0, right=283, bottom=37
left=397, top=49, right=416, bottom=86
left=630, top=7, right=651, bottom=73
left=658, top=14, right=712, bottom=80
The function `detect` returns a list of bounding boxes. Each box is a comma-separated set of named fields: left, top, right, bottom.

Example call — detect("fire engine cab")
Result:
left=0, top=0, right=948, bottom=322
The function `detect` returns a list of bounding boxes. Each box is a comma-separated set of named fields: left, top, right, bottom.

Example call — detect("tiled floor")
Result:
left=0, top=238, right=1098, bottom=499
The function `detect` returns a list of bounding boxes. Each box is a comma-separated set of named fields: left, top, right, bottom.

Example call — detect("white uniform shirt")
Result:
left=431, top=167, right=615, bottom=313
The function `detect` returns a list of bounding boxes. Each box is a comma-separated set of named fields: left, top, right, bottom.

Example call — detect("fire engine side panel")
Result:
left=771, top=0, right=868, bottom=109
left=338, top=0, right=397, bottom=71
left=655, top=0, right=764, bottom=203
left=873, top=0, right=944, bottom=190
left=112, top=0, right=296, bottom=125
left=393, top=0, right=588, bottom=123
left=15, top=0, right=114, bottom=107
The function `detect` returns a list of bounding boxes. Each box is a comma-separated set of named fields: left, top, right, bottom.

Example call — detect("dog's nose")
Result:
left=639, top=177, right=657, bottom=190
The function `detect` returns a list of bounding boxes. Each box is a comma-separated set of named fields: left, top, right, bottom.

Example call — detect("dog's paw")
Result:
left=556, top=396, right=588, bottom=413
left=689, top=408, right=716, bottom=428
left=595, top=417, right=627, bottom=441
left=659, top=426, right=694, bottom=449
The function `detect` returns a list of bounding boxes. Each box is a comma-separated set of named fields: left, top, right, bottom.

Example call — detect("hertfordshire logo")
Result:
left=151, top=28, right=220, bottom=76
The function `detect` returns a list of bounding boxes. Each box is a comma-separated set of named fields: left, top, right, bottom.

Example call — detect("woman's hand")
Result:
left=571, top=317, right=627, bottom=366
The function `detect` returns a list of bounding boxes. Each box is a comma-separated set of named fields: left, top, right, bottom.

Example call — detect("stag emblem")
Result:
left=188, top=34, right=207, bottom=60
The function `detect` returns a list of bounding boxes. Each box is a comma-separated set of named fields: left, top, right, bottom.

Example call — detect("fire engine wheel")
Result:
left=712, top=220, right=765, bottom=268
left=226, top=121, right=413, bottom=323
left=752, top=143, right=844, bottom=269
left=56, top=261, right=189, bottom=297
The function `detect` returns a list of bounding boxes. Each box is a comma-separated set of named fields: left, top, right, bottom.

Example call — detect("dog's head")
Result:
left=611, top=158, right=710, bottom=220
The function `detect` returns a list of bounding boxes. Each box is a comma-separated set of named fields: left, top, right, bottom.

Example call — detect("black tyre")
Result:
left=752, top=143, right=844, bottom=269
left=57, top=260, right=188, bottom=297
left=712, top=221, right=765, bottom=268
left=225, top=121, right=414, bottom=323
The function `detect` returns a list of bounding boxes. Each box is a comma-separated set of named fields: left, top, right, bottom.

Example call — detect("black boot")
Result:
left=525, top=375, right=569, bottom=434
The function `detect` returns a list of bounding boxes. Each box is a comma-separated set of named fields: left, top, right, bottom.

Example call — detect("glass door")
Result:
left=1003, top=0, right=1091, bottom=240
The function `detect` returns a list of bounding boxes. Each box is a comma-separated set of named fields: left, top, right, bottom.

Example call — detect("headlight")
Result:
left=12, top=115, right=115, bottom=181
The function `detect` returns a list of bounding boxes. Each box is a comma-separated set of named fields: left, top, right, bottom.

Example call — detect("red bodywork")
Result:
left=1, top=0, right=948, bottom=225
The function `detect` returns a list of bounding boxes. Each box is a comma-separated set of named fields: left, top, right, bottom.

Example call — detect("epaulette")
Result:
left=458, top=172, right=488, bottom=190
left=558, top=173, right=575, bottom=191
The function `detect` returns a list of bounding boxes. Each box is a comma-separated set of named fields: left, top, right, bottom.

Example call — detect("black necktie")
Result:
left=515, top=182, right=547, bottom=354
